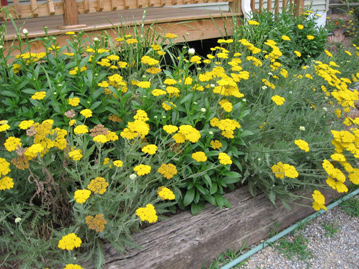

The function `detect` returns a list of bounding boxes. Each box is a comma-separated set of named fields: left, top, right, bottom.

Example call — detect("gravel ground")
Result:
left=242, top=198, right=359, bottom=269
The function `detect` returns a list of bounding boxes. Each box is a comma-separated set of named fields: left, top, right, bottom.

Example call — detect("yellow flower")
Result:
left=88, top=177, right=108, bottom=194
left=64, top=264, right=83, bottom=269
left=0, top=124, right=10, bottom=132
left=218, top=99, right=233, bottom=112
left=4, top=137, right=22, bottom=152
left=134, top=164, right=151, bottom=176
left=294, top=139, right=310, bottom=152
left=74, top=189, right=91, bottom=203
left=157, top=186, right=175, bottom=200
left=137, top=81, right=151, bottom=89
left=19, top=120, right=34, bottom=130
left=158, top=163, right=177, bottom=179
left=68, top=97, right=80, bottom=106
left=66, top=31, right=75, bottom=35
left=272, top=162, right=299, bottom=178
left=86, top=214, right=107, bottom=232
left=324, top=50, right=333, bottom=57
left=307, top=35, right=315, bottom=40
left=218, top=153, right=232, bottom=165
left=210, top=140, right=222, bottom=149
left=271, top=95, right=285, bottom=106
left=165, top=33, right=178, bottom=39
left=74, top=125, right=88, bottom=135
left=31, top=91, right=46, bottom=100
left=113, top=160, right=123, bottom=167
left=24, top=144, right=44, bottom=160
left=58, top=233, right=82, bottom=250
left=93, top=135, right=108, bottom=144
left=164, top=78, right=177, bottom=85
left=142, top=144, right=158, bottom=155
left=126, top=38, right=138, bottom=44
left=152, top=89, right=167, bottom=97
left=162, top=101, right=176, bottom=111
left=294, top=51, right=301, bottom=57
left=0, top=176, right=14, bottom=191
left=312, top=190, right=327, bottom=211
left=281, top=35, right=291, bottom=41
left=68, top=149, right=83, bottom=161
left=69, top=119, right=76, bottom=126
left=136, top=204, right=158, bottom=223
left=248, top=20, right=260, bottom=25
left=192, top=151, right=207, bottom=162
left=297, top=24, right=304, bottom=29
left=80, top=109, right=92, bottom=118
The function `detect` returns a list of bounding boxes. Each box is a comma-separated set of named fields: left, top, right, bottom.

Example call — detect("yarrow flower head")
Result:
left=19, top=120, right=34, bottom=130
left=80, top=109, right=92, bottom=118
left=74, top=189, right=91, bottom=203
left=271, top=95, right=285, bottom=106
left=158, top=163, right=177, bottom=179
left=136, top=204, right=158, bottom=223
left=58, top=233, right=82, bottom=250
left=4, top=137, right=22, bottom=152
left=157, top=186, right=175, bottom=200
left=134, top=164, right=151, bottom=176
left=210, top=140, right=223, bottom=149
left=192, top=151, right=208, bottom=162
left=68, top=149, right=83, bottom=161
left=31, top=91, right=46, bottom=100
left=87, top=177, right=109, bottom=194
left=272, top=162, right=299, bottom=179
left=0, top=176, right=14, bottom=190
left=294, top=139, right=310, bottom=152
left=68, top=97, right=80, bottom=106
left=312, top=190, right=327, bottom=211
left=85, top=214, right=107, bottom=232
left=142, top=144, right=158, bottom=155
left=113, top=160, right=123, bottom=167
left=218, top=153, right=232, bottom=165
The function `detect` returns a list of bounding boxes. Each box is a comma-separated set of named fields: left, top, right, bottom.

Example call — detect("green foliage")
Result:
left=322, top=221, right=340, bottom=237
left=340, top=197, right=359, bottom=217
left=275, top=234, right=314, bottom=262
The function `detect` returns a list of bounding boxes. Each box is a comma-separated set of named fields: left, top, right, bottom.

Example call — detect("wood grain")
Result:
left=99, top=186, right=343, bottom=269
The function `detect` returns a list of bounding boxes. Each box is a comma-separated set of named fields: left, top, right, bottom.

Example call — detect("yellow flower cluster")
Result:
left=4, top=137, right=22, bottom=152
left=210, top=140, right=223, bottom=149
left=192, top=151, right=207, bottom=162
left=136, top=204, right=158, bottom=223
left=272, top=162, right=299, bottom=179
left=218, top=99, right=233, bottom=112
left=163, top=125, right=178, bottom=134
left=142, top=144, right=158, bottom=155
left=80, top=109, right=92, bottom=118
left=312, top=190, right=327, bottom=211
left=74, top=189, right=91, bottom=203
left=158, top=163, right=177, bottom=179
left=210, top=118, right=241, bottom=139
left=134, top=164, right=151, bottom=176
left=157, top=186, right=175, bottom=200
left=218, top=152, right=232, bottom=165
left=113, top=160, right=123, bottom=167
left=271, top=95, right=285, bottom=106
left=68, top=149, right=83, bottom=161
left=172, top=125, right=201, bottom=143
left=19, top=120, right=34, bottom=130
left=294, top=139, right=310, bottom=152
left=58, top=233, right=82, bottom=250
left=68, top=97, right=80, bottom=106
left=0, top=176, right=14, bottom=190
left=85, top=214, right=107, bottom=232
left=64, top=264, right=83, bottom=269
left=121, top=110, right=150, bottom=140
left=31, top=91, right=46, bottom=100
left=87, top=177, right=109, bottom=194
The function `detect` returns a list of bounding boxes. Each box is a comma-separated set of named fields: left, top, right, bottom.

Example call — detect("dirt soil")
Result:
left=326, top=13, right=355, bottom=52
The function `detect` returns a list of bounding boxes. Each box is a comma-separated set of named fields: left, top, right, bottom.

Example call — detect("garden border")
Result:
left=98, top=185, right=342, bottom=268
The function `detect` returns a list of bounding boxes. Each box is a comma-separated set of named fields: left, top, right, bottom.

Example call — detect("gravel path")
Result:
left=241, top=198, right=359, bottom=269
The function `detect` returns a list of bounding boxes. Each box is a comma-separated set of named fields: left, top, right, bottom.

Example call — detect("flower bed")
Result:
left=1, top=6, right=359, bottom=268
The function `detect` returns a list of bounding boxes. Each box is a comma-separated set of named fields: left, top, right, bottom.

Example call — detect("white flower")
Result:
left=268, top=72, right=273, bottom=76
left=201, top=108, right=206, bottom=112
left=93, top=37, right=99, bottom=42
left=210, top=84, right=215, bottom=88
left=209, top=131, right=214, bottom=135
left=242, top=98, right=247, bottom=102
left=0, top=45, right=3, bottom=49
left=299, top=126, right=305, bottom=131
left=15, top=217, right=22, bottom=223
left=188, top=48, right=195, bottom=55
left=262, top=86, right=267, bottom=90
left=23, top=28, right=28, bottom=35
left=323, top=107, right=328, bottom=111
left=193, top=102, right=198, bottom=105
left=162, top=116, right=166, bottom=119
left=129, top=174, right=137, bottom=180
left=289, top=91, right=293, bottom=94
left=154, top=116, right=158, bottom=119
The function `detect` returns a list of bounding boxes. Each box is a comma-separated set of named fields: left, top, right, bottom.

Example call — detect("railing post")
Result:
left=229, top=0, right=242, bottom=14
left=294, top=0, right=304, bottom=16
left=58, top=0, right=86, bottom=29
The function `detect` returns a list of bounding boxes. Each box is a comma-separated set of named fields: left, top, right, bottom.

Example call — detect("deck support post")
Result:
left=58, top=0, right=87, bottom=29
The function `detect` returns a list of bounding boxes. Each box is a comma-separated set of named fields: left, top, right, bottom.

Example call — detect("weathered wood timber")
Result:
left=100, top=185, right=342, bottom=269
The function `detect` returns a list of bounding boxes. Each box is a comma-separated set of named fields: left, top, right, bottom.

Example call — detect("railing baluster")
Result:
left=282, top=0, right=287, bottom=10
left=137, top=0, right=143, bottom=8
left=30, top=0, right=38, bottom=17
left=97, top=0, right=104, bottom=11
left=12, top=0, right=22, bottom=18
left=275, top=0, right=279, bottom=14
left=123, top=0, right=129, bottom=9
left=111, top=0, right=117, bottom=10
left=83, top=0, right=90, bottom=13
left=259, top=0, right=263, bottom=12
left=48, top=0, right=55, bottom=15
left=267, top=0, right=272, bottom=12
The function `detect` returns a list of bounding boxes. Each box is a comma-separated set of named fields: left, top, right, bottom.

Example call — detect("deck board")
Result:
left=3, top=7, right=241, bottom=55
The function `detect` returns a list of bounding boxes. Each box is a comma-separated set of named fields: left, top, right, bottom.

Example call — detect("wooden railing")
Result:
left=1, top=0, right=305, bottom=28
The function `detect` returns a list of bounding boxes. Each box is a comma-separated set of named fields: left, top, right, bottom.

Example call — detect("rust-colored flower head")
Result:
left=65, top=109, right=76, bottom=119
left=90, top=125, right=109, bottom=137
left=26, top=126, right=37, bottom=137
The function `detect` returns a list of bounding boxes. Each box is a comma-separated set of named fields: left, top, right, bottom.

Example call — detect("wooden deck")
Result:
left=3, top=7, right=241, bottom=55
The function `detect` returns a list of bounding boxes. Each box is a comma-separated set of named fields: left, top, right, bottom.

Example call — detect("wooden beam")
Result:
left=275, top=0, right=279, bottom=14
left=229, top=0, right=241, bottom=13
left=123, top=0, right=129, bottom=9
left=136, top=0, right=143, bottom=8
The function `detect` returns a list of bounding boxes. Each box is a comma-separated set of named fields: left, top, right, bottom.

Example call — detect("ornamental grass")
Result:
left=1, top=5, right=359, bottom=268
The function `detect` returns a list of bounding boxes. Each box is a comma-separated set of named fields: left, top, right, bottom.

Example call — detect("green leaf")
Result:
left=214, top=193, right=225, bottom=208
left=195, top=184, right=207, bottom=195
left=222, top=177, right=241, bottom=185
left=223, top=171, right=241, bottom=178
left=90, top=101, right=103, bottom=110
left=210, top=183, right=218, bottom=195
left=180, top=93, right=193, bottom=105
left=183, top=188, right=195, bottom=206
left=190, top=201, right=205, bottom=215
left=1, top=91, right=18, bottom=98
